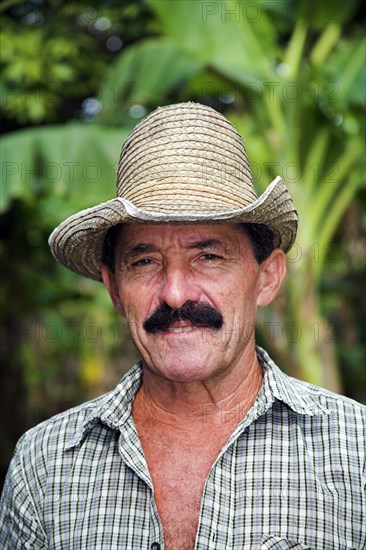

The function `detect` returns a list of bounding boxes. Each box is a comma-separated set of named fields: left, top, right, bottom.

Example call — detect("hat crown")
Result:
left=116, top=103, right=257, bottom=214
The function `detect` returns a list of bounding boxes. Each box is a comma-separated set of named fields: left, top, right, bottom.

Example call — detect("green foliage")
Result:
left=1, top=16, right=98, bottom=122
left=0, top=0, right=153, bottom=126
left=1, top=124, right=129, bottom=214
left=99, top=39, right=202, bottom=124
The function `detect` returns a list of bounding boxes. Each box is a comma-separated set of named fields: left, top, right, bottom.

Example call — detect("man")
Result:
left=1, top=103, right=365, bottom=549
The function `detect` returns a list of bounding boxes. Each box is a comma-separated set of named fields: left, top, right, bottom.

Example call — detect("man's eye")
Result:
left=131, top=258, right=153, bottom=267
left=201, top=253, right=221, bottom=261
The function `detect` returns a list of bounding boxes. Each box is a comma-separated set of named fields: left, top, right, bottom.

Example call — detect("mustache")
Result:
left=143, top=301, right=223, bottom=333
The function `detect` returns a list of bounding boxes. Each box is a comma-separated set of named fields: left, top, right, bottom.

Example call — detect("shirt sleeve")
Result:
left=0, top=435, right=47, bottom=549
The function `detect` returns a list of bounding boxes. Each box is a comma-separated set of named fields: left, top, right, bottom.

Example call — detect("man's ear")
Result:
left=101, top=265, right=125, bottom=317
left=256, top=249, right=287, bottom=308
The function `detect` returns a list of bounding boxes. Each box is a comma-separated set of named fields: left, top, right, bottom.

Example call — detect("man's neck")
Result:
left=132, top=346, right=263, bottom=432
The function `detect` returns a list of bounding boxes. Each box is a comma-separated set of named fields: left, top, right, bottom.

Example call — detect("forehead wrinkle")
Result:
left=186, top=238, right=226, bottom=250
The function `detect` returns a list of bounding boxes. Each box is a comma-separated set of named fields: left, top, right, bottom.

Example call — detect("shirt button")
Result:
left=151, top=543, right=161, bottom=550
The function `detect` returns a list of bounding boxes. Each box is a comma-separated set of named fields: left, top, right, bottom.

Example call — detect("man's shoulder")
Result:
left=282, top=374, right=366, bottom=443
left=290, top=375, right=366, bottom=415
left=16, top=389, right=114, bottom=458
left=261, top=359, right=366, bottom=468
left=259, top=346, right=366, bottom=424
left=2, top=365, right=143, bottom=516
left=14, top=363, right=142, bottom=463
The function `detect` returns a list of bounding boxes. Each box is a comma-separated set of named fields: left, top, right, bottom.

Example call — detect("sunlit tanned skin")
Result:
left=102, top=223, right=286, bottom=550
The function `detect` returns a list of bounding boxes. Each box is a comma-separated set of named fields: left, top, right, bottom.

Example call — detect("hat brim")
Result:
left=49, top=176, right=298, bottom=281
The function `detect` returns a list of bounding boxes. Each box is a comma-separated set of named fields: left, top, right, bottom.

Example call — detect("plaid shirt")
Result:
left=1, top=347, right=365, bottom=549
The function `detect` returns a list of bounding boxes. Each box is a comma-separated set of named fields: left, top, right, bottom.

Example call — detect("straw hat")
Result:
left=49, top=102, right=298, bottom=281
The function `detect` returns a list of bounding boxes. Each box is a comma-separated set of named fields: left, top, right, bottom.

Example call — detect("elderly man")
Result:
left=1, top=103, right=365, bottom=549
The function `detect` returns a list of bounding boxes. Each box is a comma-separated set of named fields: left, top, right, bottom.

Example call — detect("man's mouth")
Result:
left=165, top=321, right=198, bottom=333
left=166, top=324, right=198, bottom=333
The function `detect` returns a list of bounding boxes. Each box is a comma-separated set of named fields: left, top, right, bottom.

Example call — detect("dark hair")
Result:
left=102, top=222, right=275, bottom=273
left=102, top=224, right=123, bottom=273
left=238, top=223, right=275, bottom=263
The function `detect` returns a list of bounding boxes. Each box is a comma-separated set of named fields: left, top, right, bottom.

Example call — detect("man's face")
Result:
left=102, top=224, right=285, bottom=383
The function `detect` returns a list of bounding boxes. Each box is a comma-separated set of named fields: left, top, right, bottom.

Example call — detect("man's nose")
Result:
left=159, top=265, right=201, bottom=310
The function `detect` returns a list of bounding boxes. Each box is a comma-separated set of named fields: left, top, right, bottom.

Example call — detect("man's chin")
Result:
left=143, top=355, right=219, bottom=384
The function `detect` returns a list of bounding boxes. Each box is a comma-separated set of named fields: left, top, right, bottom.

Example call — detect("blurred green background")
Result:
left=1, top=0, right=365, bottom=488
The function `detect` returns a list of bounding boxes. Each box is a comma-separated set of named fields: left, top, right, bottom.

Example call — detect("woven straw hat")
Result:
left=49, top=102, right=298, bottom=281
